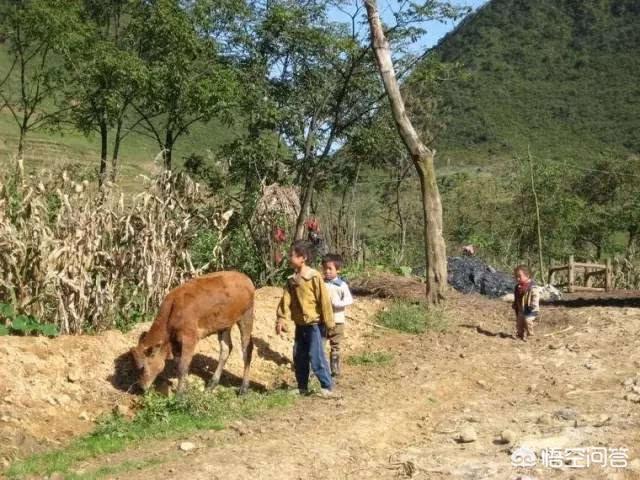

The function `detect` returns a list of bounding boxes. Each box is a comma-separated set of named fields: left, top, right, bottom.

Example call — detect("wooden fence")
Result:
left=548, top=255, right=613, bottom=293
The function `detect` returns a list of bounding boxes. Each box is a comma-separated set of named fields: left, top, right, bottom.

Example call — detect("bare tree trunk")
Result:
left=294, top=171, right=316, bottom=241
left=99, top=119, right=108, bottom=188
left=110, top=118, right=123, bottom=183
left=365, top=0, right=448, bottom=303
left=163, top=129, right=173, bottom=171
left=395, top=176, right=406, bottom=263
left=16, top=124, right=26, bottom=181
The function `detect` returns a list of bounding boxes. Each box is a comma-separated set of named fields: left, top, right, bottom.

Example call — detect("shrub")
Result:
left=376, top=301, right=448, bottom=334
left=0, top=302, right=58, bottom=337
left=346, top=351, right=393, bottom=366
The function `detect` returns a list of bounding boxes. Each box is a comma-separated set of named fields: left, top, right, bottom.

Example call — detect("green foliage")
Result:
left=430, top=0, right=640, bottom=164
left=0, top=303, right=59, bottom=337
left=6, top=386, right=294, bottom=479
left=223, top=227, right=268, bottom=284
left=183, top=153, right=226, bottom=191
left=376, top=301, right=448, bottom=334
left=346, top=351, right=393, bottom=366
left=129, top=0, right=240, bottom=169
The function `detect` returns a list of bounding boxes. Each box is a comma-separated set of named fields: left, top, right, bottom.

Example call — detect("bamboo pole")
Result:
left=528, top=148, right=545, bottom=283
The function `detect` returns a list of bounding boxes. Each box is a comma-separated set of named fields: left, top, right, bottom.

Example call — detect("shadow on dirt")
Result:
left=460, top=324, right=514, bottom=339
left=109, top=350, right=270, bottom=395
left=254, top=337, right=292, bottom=366
left=546, top=296, right=640, bottom=309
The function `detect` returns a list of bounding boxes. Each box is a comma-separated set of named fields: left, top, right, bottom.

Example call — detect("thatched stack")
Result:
left=251, top=183, right=300, bottom=270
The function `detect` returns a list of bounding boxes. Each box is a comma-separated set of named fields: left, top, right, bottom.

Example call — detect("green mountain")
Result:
left=427, top=0, right=640, bottom=165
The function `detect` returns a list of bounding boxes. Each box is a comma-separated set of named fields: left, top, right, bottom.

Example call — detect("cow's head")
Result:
left=130, top=331, right=170, bottom=391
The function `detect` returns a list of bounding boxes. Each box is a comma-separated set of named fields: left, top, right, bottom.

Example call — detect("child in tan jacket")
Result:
left=276, top=241, right=335, bottom=396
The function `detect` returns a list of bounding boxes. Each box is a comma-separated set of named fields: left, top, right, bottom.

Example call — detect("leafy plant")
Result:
left=0, top=303, right=59, bottom=337
left=346, top=351, right=393, bottom=366
left=376, top=301, right=448, bottom=334
left=7, top=386, right=294, bottom=479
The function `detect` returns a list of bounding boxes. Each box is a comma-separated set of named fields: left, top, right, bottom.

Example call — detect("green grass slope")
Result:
left=0, top=45, right=237, bottom=188
left=425, top=0, right=640, bottom=166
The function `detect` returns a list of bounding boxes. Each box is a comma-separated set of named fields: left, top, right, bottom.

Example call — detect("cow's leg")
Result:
left=237, top=306, right=254, bottom=395
left=176, top=335, right=197, bottom=394
left=207, top=329, right=232, bottom=390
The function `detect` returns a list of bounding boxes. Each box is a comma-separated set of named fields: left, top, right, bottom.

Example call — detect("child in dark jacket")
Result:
left=512, top=265, right=540, bottom=341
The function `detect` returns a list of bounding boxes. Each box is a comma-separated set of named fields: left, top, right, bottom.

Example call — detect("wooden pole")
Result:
left=568, top=255, right=575, bottom=293
left=605, top=258, right=613, bottom=292
left=527, top=148, right=545, bottom=283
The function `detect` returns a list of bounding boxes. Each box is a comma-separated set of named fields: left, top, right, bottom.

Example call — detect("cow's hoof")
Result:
left=238, top=386, right=249, bottom=396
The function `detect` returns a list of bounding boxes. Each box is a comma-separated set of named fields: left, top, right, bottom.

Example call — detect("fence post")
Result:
left=568, top=255, right=575, bottom=293
left=605, top=258, right=613, bottom=292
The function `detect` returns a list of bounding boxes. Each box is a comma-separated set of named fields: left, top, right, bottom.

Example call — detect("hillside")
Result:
left=425, top=0, right=640, bottom=165
left=0, top=46, right=237, bottom=187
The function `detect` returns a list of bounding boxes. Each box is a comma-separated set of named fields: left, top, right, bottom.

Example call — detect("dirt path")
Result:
left=2, top=284, right=640, bottom=479
left=85, top=291, right=640, bottom=480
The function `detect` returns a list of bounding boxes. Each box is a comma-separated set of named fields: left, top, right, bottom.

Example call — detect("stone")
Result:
left=536, top=414, right=554, bottom=425
left=457, top=427, right=478, bottom=443
left=624, top=393, right=640, bottom=403
left=231, top=421, right=250, bottom=436
left=593, top=414, right=611, bottom=427
left=113, top=403, right=132, bottom=417
left=78, top=411, right=90, bottom=421
left=553, top=408, right=577, bottom=421
left=179, top=442, right=196, bottom=452
left=67, top=371, right=81, bottom=383
left=527, top=384, right=537, bottom=393
left=622, top=377, right=635, bottom=387
left=500, top=429, right=517, bottom=445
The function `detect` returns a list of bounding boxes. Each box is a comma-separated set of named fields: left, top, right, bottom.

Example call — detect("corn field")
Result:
left=0, top=170, right=232, bottom=333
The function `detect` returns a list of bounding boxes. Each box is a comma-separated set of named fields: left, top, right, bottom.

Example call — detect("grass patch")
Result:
left=346, top=351, right=393, bottom=366
left=376, top=301, right=449, bottom=334
left=6, top=386, right=293, bottom=479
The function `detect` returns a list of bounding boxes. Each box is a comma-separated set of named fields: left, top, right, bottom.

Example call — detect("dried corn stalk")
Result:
left=0, top=170, right=232, bottom=333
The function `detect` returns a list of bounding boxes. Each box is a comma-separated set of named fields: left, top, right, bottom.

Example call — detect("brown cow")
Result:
left=130, top=271, right=255, bottom=394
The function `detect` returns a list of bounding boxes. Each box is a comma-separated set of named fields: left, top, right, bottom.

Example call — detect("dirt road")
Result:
left=2, top=284, right=640, bottom=479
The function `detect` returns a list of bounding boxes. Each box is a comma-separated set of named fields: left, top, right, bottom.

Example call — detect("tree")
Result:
left=364, top=0, right=453, bottom=303
left=242, top=0, right=384, bottom=241
left=64, top=0, right=147, bottom=185
left=130, top=0, right=239, bottom=171
left=0, top=0, right=80, bottom=170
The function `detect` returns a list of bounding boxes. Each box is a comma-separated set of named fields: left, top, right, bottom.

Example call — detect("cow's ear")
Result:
left=130, top=347, right=144, bottom=369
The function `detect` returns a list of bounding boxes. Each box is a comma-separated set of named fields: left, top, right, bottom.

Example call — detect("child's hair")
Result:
left=514, top=264, right=531, bottom=277
left=322, top=253, right=344, bottom=270
left=291, top=240, right=314, bottom=263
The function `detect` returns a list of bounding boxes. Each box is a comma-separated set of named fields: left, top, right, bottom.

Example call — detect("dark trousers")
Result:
left=294, top=324, right=333, bottom=391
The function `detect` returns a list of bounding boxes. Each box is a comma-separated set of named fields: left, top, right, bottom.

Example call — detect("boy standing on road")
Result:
left=512, top=265, right=540, bottom=341
left=276, top=241, right=335, bottom=396
left=322, top=254, right=354, bottom=377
